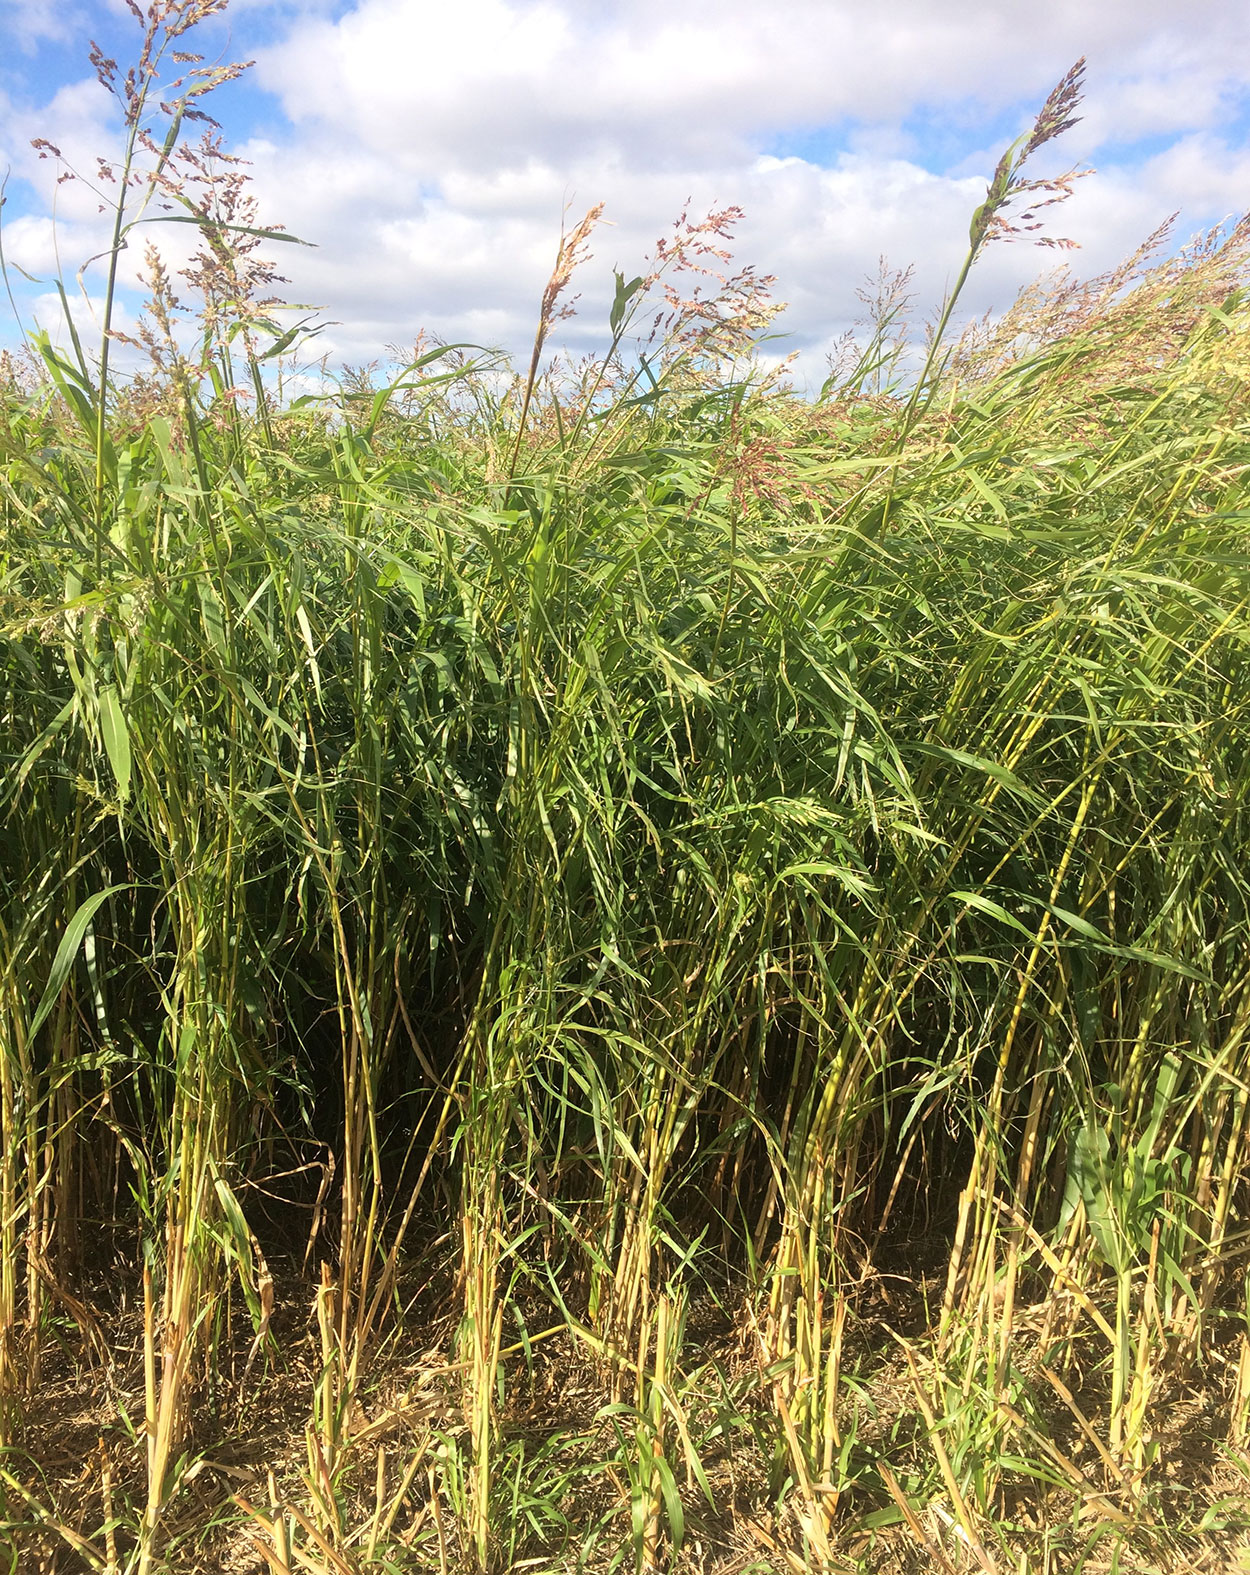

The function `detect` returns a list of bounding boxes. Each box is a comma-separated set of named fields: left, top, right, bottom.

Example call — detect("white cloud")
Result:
left=256, top=0, right=1250, bottom=166
left=26, top=286, right=137, bottom=356
left=7, top=0, right=1249, bottom=384
left=0, top=0, right=80, bottom=51
left=1129, top=135, right=1250, bottom=220
left=3, top=213, right=67, bottom=278
left=231, top=0, right=1250, bottom=378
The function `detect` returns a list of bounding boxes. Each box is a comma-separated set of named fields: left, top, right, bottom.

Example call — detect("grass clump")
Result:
left=2, top=8, right=1250, bottom=1572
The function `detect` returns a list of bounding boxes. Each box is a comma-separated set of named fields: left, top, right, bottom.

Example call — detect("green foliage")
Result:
left=2, top=15, right=1250, bottom=1570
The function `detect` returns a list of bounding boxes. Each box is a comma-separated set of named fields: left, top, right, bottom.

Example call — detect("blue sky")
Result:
left=2, top=0, right=1248, bottom=384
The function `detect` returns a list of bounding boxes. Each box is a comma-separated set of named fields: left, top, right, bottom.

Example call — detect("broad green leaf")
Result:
left=949, top=891, right=1036, bottom=940
left=28, top=886, right=131, bottom=1043
left=97, top=683, right=131, bottom=801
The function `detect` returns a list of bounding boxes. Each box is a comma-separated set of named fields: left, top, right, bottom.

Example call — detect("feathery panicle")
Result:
left=970, top=58, right=1092, bottom=255
left=507, top=201, right=606, bottom=485
left=537, top=201, right=606, bottom=345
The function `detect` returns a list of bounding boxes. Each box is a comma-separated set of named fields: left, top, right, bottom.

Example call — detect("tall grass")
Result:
left=2, top=8, right=1250, bottom=1571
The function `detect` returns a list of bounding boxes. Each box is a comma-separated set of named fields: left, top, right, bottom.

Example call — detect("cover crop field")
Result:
left=2, top=7, right=1249, bottom=1572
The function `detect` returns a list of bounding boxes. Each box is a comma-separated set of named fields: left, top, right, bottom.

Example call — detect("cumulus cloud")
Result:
left=232, top=0, right=1250, bottom=376
left=257, top=0, right=1250, bottom=167
left=0, top=0, right=81, bottom=52
left=6, top=0, right=1249, bottom=383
